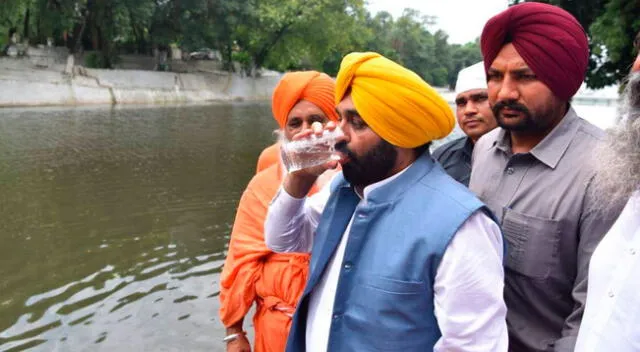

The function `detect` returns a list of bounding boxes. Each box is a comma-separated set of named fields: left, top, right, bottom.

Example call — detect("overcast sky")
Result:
left=366, top=0, right=510, bottom=44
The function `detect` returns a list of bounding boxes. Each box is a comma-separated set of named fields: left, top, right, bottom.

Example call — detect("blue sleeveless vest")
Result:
left=286, top=154, right=498, bottom=351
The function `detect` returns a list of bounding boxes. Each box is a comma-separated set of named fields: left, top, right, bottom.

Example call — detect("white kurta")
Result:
left=575, top=192, right=640, bottom=352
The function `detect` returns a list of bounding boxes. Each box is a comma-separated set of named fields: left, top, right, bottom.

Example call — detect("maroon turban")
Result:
left=480, top=2, right=589, bottom=101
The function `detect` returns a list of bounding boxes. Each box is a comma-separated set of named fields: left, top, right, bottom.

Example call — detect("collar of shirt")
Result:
left=445, top=136, right=473, bottom=156
left=493, top=107, right=579, bottom=169
left=356, top=160, right=413, bottom=204
left=462, top=137, right=474, bottom=158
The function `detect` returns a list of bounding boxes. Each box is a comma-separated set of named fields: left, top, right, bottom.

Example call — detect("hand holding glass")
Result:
left=280, top=124, right=343, bottom=173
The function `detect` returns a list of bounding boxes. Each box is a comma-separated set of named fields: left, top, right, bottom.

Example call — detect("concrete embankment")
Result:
left=0, top=58, right=282, bottom=107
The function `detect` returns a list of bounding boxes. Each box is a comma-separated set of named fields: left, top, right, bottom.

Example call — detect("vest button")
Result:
left=357, top=213, right=367, bottom=219
left=344, top=262, right=352, bottom=270
left=332, top=314, right=341, bottom=320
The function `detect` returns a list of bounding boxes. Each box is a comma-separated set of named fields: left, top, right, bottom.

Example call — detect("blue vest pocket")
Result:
left=340, top=275, right=434, bottom=350
left=358, top=275, right=426, bottom=295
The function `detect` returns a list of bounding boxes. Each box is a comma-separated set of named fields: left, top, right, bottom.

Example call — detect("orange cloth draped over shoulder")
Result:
left=255, top=71, right=338, bottom=173
left=256, top=143, right=280, bottom=173
left=220, top=160, right=337, bottom=352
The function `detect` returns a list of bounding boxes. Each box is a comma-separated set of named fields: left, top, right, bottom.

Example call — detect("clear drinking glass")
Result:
left=280, top=128, right=344, bottom=173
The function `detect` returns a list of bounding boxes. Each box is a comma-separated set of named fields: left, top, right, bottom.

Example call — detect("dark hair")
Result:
left=413, top=142, right=431, bottom=158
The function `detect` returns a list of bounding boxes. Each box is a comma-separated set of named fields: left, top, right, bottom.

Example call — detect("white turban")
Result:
left=455, top=62, right=487, bottom=95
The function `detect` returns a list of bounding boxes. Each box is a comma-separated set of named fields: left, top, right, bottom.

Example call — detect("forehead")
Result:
left=288, top=100, right=324, bottom=116
left=456, top=88, right=488, bottom=100
left=336, top=94, right=355, bottom=111
left=489, top=43, right=530, bottom=71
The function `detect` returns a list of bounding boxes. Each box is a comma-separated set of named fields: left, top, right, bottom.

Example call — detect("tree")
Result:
left=448, top=40, right=483, bottom=89
left=0, top=0, right=32, bottom=48
left=0, top=0, right=484, bottom=82
left=229, top=0, right=368, bottom=75
left=588, top=0, right=640, bottom=87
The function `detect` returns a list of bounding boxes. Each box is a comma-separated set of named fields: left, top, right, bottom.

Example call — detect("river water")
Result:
left=0, top=103, right=277, bottom=351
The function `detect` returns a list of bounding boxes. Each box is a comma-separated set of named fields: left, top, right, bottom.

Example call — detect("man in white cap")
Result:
left=433, top=62, right=497, bottom=186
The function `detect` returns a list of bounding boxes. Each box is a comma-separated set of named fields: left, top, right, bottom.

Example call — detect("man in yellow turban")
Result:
left=264, top=52, right=508, bottom=351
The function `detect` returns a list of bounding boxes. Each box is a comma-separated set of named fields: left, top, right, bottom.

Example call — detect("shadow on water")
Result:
left=0, top=103, right=276, bottom=351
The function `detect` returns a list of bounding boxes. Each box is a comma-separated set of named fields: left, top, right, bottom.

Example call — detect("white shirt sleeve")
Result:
left=433, top=210, right=509, bottom=352
left=264, top=182, right=332, bottom=253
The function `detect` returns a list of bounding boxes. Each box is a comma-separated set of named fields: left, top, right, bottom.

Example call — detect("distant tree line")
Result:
left=0, top=0, right=634, bottom=88
left=0, top=0, right=483, bottom=88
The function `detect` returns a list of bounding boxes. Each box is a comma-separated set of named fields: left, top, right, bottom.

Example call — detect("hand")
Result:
left=283, top=121, right=341, bottom=198
left=226, top=334, right=251, bottom=352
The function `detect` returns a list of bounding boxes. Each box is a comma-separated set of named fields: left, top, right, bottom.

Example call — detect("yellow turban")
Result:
left=335, top=52, right=454, bottom=148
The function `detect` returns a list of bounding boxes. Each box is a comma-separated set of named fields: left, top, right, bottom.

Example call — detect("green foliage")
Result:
left=588, top=0, right=640, bottom=88
left=84, top=51, right=104, bottom=68
left=0, top=0, right=484, bottom=86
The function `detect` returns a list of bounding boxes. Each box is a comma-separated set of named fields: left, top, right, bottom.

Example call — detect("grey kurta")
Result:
left=469, top=108, right=623, bottom=352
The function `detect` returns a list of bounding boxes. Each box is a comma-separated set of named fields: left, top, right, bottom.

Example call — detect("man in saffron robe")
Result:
left=219, top=71, right=338, bottom=352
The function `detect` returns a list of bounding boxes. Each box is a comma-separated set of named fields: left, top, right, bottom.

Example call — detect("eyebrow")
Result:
left=336, top=108, right=361, bottom=118
left=470, top=92, right=488, bottom=99
left=510, top=68, right=535, bottom=74
left=488, top=67, right=533, bottom=74
left=344, top=109, right=360, bottom=117
left=455, top=92, right=488, bottom=104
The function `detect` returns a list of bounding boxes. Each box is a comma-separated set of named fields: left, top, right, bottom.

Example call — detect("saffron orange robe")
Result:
left=220, top=162, right=335, bottom=352
left=256, top=143, right=280, bottom=174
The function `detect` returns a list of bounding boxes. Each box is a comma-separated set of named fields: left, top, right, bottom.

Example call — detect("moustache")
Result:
left=335, top=141, right=357, bottom=162
left=492, top=100, right=530, bottom=116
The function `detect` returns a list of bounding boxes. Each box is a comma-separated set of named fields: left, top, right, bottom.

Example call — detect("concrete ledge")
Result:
left=0, top=64, right=282, bottom=107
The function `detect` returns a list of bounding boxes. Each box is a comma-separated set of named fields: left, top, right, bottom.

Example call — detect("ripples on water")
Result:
left=0, top=103, right=276, bottom=351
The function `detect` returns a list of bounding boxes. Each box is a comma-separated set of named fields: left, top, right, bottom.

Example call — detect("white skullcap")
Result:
left=455, top=62, right=487, bottom=95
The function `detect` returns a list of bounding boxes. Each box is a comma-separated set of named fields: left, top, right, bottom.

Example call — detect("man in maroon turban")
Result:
left=469, top=2, right=625, bottom=352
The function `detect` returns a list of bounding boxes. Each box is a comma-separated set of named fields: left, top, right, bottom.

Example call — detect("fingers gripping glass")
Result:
left=279, top=128, right=343, bottom=173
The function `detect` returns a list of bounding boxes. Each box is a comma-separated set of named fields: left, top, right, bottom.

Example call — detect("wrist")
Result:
left=284, top=173, right=316, bottom=198
left=223, top=331, right=247, bottom=343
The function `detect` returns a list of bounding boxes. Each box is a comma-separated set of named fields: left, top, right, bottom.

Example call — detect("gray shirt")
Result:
left=469, top=108, right=623, bottom=352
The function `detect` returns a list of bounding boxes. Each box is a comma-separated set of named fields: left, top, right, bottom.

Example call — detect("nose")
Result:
left=336, top=119, right=350, bottom=144
left=632, top=54, right=640, bottom=73
left=301, top=121, right=312, bottom=130
left=496, top=76, right=520, bottom=102
left=464, top=101, right=479, bottom=117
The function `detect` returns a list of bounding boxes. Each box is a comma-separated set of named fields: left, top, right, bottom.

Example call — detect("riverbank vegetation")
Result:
left=1, top=0, right=637, bottom=88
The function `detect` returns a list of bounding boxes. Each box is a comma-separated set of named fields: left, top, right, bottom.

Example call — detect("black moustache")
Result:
left=493, top=100, right=529, bottom=114
left=335, top=141, right=357, bottom=161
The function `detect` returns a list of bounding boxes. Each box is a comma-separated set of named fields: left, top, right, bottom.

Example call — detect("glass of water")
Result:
left=280, top=127, right=344, bottom=173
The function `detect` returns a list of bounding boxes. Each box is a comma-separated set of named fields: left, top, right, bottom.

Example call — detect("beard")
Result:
left=336, top=138, right=398, bottom=189
left=591, top=71, right=640, bottom=210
